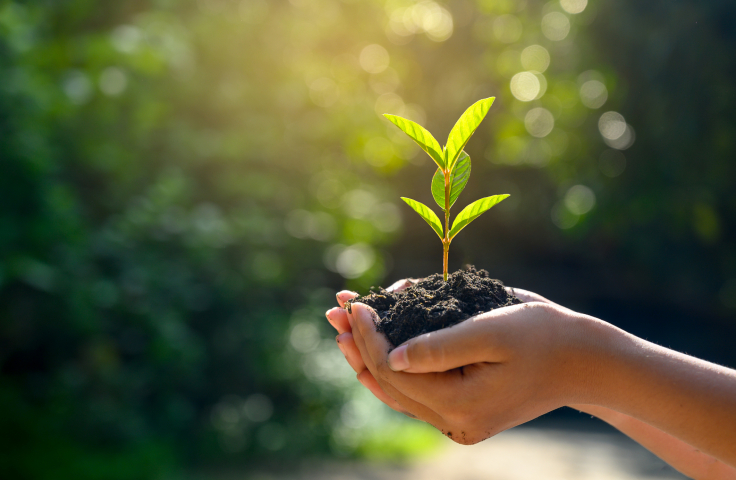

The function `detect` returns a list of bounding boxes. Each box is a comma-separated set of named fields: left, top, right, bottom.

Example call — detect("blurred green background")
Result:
left=1, top=0, right=735, bottom=478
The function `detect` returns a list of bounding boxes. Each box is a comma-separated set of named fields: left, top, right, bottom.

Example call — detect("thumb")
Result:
left=387, top=309, right=508, bottom=373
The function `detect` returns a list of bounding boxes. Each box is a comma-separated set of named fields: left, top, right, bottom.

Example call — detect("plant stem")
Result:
left=443, top=243, right=449, bottom=282
left=443, top=169, right=451, bottom=282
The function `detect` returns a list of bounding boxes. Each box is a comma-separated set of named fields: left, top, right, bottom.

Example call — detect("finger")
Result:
left=336, top=332, right=366, bottom=373
left=506, top=287, right=570, bottom=312
left=356, top=369, right=414, bottom=416
left=385, top=302, right=548, bottom=373
left=506, top=287, right=551, bottom=304
left=350, top=314, right=445, bottom=425
left=350, top=303, right=458, bottom=406
left=336, top=290, right=358, bottom=308
left=336, top=323, right=423, bottom=417
left=386, top=278, right=422, bottom=292
left=386, top=279, right=410, bottom=292
left=326, top=307, right=351, bottom=334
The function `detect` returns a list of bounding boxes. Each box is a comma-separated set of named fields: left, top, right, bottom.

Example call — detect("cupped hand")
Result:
left=326, top=281, right=599, bottom=443
left=326, top=279, right=418, bottom=416
left=325, top=281, right=562, bottom=411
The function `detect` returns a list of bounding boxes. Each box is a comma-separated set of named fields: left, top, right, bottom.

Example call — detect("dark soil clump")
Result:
left=348, top=266, right=521, bottom=347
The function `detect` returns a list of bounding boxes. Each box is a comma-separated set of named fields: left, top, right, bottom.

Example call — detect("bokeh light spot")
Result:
left=411, top=1, right=454, bottom=42
left=564, top=185, right=596, bottom=215
left=338, top=244, right=375, bottom=279
left=520, top=45, right=550, bottom=73
left=493, top=15, right=522, bottom=43
left=370, top=203, right=402, bottom=232
left=541, top=12, right=570, bottom=41
left=284, top=209, right=336, bottom=241
left=510, top=72, right=540, bottom=102
left=99, top=67, right=128, bottom=96
left=374, top=92, right=405, bottom=117
left=524, top=107, right=555, bottom=138
left=598, top=111, right=627, bottom=140
left=560, top=0, right=588, bottom=14
left=360, top=44, right=390, bottom=74
left=533, top=71, right=548, bottom=99
left=243, top=394, right=273, bottom=423
left=63, top=70, right=93, bottom=104
left=342, top=189, right=377, bottom=219
left=579, top=80, right=608, bottom=109
left=211, top=395, right=242, bottom=431
left=603, top=124, right=636, bottom=150
left=290, top=322, right=321, bottom=353
left=110, top=25, right=142, bottom=53
left=551, top=201, right=580, bottom=229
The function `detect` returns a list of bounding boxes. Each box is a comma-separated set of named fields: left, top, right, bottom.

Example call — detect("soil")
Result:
left=347, top=266, right=522, bottom=347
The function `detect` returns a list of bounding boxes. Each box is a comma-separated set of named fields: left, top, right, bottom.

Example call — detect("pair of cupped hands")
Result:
left=325, top=279, right=600, bottom=444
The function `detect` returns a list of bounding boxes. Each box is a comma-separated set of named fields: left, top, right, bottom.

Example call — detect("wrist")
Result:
left=569, top=404, right=628, bottom=427
left=555, top=309, right=634, bottom=407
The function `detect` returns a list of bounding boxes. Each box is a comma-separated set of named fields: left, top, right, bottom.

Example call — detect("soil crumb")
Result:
left=348, top=266, right=521, bottom=347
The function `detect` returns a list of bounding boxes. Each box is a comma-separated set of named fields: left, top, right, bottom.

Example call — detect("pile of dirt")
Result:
left=347, top=266, right=521, bottom=347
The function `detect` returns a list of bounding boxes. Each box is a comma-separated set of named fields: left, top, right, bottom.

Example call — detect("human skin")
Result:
left=325, top=283, right=736, bottom=478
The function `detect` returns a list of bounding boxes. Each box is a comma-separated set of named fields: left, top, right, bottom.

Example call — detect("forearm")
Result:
left=571, top=404, right=736, bottom=480
left=579, top=319, right=736, bottom=467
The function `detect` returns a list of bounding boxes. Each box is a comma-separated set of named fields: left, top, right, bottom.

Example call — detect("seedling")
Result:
left=384, top=97, right=508, bottom=281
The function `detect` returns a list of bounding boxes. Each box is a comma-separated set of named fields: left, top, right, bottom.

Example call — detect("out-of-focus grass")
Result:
left=354, top=421, right=442, bottom=461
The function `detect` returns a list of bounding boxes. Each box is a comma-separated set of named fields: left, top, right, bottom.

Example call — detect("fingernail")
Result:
left=356, top=373, right=368, bottom=387
left=336, top=291, right=358, bottom=303
left=325, top=307, right=339, bottom=322
left=388, top=344, right=410, bottom=371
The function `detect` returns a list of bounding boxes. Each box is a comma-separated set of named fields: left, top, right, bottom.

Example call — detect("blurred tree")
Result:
left=1, top=0, right=735, bottom=478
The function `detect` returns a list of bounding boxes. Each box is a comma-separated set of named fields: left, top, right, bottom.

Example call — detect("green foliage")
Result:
left=431, top=152, right=471, bottom=211
left=3, top=0, right=736, bottom=477
left=383, top=114, right=445, bottom=170
left=444, top=98, right=495, bottom=171
left=388, top=99, right=506, bottom=278
left=400, top=197, right=444, bottom=240
left=353, top=420, right=441, bottom=461
left=449, top=195, right=510, bottom=240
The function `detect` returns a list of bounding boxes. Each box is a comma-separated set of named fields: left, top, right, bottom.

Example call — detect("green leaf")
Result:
left=400, top=197, right=444, bottom=240
left=431, top=151, right=471, bottom=210
left=444, top=97, right=495, bottom=172
left=448, top=194, right=509, bottom=240
left=384, top=114, right=445, bottom=170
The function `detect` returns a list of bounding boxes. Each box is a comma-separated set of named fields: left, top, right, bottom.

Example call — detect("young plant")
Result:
left=384, top=97, right=508, bottom=281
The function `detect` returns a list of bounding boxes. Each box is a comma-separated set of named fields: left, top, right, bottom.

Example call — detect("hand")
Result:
left=327, top=281, right=598, bottom=444
left=326, top=282, right=563, bottom=419
left=326, top=281, right=736, bottom=474
left=326, top=279, right=418, bottom=416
